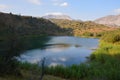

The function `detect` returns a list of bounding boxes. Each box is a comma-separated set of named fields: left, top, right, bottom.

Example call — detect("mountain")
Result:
left=94, top=14, right=120, bottom=27
left=42, top=14, right=72, bottom=20
left=0, top=12, right=73, bottom=37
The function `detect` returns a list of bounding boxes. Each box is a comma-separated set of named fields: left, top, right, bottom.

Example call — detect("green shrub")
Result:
left=101, top=30, right=120, bottom=43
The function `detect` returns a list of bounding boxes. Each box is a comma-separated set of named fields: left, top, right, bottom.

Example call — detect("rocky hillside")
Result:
left=94, top=14, right=120, bottom=27
left=50, top=19, right=116, bottom=37
left=42, top=14, right=72, bottom=20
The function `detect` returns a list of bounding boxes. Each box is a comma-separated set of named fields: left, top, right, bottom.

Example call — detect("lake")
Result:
left=18, top=36, right=99, bottom=66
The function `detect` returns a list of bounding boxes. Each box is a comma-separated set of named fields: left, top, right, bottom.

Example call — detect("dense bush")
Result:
left=101, top=30, right=120, bottom=43
left=83, top=32, right=93, bottom=37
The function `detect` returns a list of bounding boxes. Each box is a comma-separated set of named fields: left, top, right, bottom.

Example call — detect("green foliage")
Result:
left=101, top=29, right=120, bottom=43
left=83, top=32, right=93, bottom=37
left=45, top=64, right=89, bottom=80
left=0, top=57, right=20, bottom=76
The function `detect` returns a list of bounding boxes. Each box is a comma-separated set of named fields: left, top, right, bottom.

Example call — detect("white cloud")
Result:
left=45, top=12, right=64, bottom=15
left=60, top=2, right=68, bottom=7
left=0, top=4, right=8, bottom=10
left=59, top=57, right=67, bottom=62
left=49, top=62, right=59, bottom=67
left=27, top=0, right=41, bottom=5
left=114, top=8, right=120, bottom=14
left=52, top=0, right=68, bottom=7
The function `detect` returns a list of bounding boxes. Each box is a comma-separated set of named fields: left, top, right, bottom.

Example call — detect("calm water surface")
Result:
left=18, top=36, right=99, bottom=66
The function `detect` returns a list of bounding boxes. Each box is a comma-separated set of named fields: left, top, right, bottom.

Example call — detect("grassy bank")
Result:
left=0, top=62, right=66, bottom=80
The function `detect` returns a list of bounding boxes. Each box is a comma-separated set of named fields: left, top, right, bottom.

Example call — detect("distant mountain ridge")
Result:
left=94, top=14, right=120, bottom=27
left=42, top=14, right=72, bottom=20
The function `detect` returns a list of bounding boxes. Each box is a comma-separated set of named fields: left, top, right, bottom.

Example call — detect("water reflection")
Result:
left=18, top=36, right=99, bottom=66
left=45, top=44, right=71, bottom=52
left=0, top=36, right=50, bottom=75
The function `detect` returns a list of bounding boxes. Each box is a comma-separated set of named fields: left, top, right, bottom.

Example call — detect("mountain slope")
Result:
left=42, top=14, right=72, bottom=20
left=50, top=19, right=116, bottom=37
left=0, top=12, right=73, bottom=38
left=95, top=14, right=120, bottom=27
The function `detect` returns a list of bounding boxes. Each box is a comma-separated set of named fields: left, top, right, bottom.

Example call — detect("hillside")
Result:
left=50, top=19, right=116, bottom=37
left=0, top=12, right=72, bottom=39
left=95, top=14, right=120, bottom=27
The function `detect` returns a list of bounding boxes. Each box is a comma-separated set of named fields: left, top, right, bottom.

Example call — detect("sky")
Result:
left=0, top=0, right=120, bottom=21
